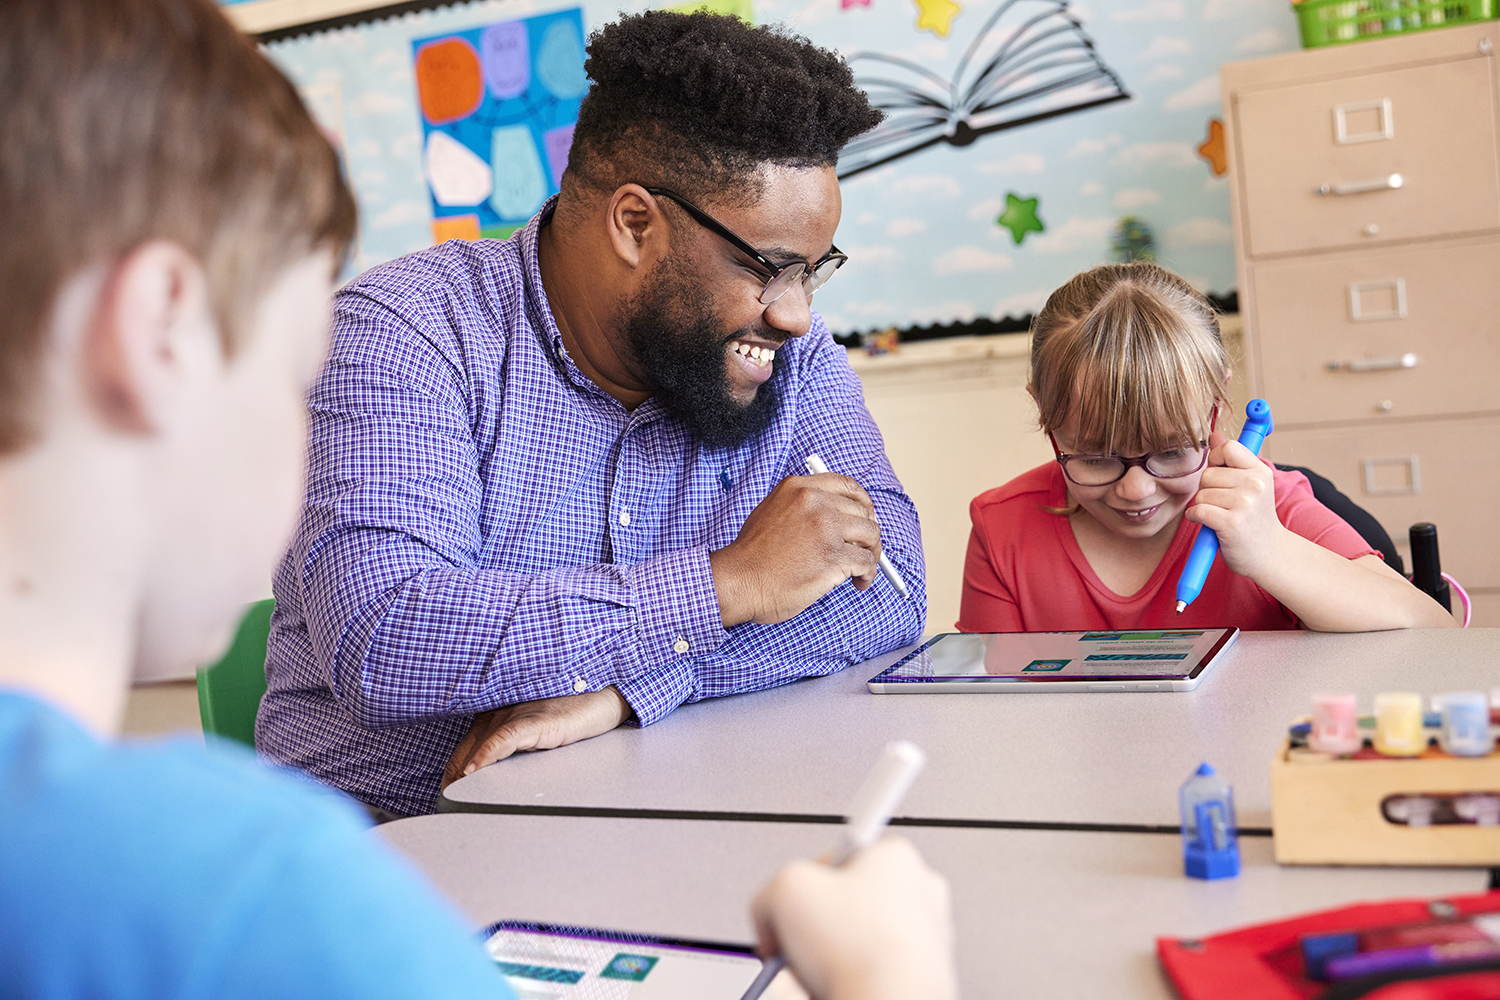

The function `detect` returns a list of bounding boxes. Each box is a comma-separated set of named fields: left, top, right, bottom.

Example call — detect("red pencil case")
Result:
left=1157, top=891, right=1500, bottom=999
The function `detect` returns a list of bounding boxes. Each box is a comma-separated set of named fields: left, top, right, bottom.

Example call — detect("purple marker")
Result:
left=1326, top=941, right=1500, bottom=981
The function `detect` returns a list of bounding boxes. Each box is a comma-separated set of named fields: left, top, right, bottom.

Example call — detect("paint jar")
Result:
left=1455, top=795, right=1500, bottom=826
left=1309, top=693, right=1362, bottom=754
left=1438, top=691, right=1495, bottom=757
left=1372, top=692, right=1425, bottom=757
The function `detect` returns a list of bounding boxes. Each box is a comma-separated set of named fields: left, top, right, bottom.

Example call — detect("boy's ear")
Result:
left=83, top=242, right=213, bottom=435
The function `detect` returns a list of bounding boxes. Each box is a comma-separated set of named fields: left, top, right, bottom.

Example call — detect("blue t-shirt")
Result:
left=0, top=691, right=512, bottom=999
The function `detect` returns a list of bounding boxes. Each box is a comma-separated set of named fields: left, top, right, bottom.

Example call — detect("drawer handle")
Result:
left=1326, top=353, right=1417, bottom=373
left=1315, top=173, right=1403, bottom=196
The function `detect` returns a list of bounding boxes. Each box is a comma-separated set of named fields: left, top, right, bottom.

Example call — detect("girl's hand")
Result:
left=1183, top=438, right=1286, bottom=582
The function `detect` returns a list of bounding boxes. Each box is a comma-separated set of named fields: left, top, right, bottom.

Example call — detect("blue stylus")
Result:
left=1174, top=398, right=1274, bottom=613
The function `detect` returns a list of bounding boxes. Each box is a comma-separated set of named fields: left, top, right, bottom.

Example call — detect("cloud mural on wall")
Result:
left=836, top=0, right=1129, bottom=179
left=264, top=0, right=1303, bottom=329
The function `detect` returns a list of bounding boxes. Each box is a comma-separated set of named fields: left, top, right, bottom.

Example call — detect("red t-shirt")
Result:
left=957, top=462, right=1379, bottom=632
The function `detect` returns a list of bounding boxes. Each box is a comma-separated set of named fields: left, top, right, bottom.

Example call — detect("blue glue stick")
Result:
left=1180, top=761, right=1239, bottom=880
left=1175, top=398, right=1274, bottom=613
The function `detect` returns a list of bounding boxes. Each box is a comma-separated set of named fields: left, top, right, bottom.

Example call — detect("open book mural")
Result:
left=838, top=0, right=1130, bottom=179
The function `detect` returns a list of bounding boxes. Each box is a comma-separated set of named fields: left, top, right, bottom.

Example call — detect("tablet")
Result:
left=867, top=627, right=1238, bottom=693
left=480, top=921, right=771, bottom=999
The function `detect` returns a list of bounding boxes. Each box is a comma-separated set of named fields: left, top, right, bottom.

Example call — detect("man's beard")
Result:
left=622, top=261, right=784, bottom=450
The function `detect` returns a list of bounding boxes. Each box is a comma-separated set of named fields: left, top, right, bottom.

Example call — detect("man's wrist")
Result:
left=708, top=545, right=754, bottom=628
left=603, top=685, right=634, bottom=725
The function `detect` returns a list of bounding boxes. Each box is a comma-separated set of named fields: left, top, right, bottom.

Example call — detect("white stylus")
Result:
left=804, top=453, right=912, bottom=601
left=740, top=741, right=928, bottom=1000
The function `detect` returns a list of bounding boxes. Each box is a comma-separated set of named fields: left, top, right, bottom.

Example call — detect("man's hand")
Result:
left=751, top=837, right=957, bottom=1000
left=710, top=472, right=884, bottom=627
left=440, top=686, right=631, bottom=788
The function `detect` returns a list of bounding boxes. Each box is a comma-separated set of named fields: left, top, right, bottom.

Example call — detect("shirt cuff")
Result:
left=617, top=545, right=727, bottom=724
left=628, top=544, right=726, bottom=666
left=615, top=660, right=697, bottom=727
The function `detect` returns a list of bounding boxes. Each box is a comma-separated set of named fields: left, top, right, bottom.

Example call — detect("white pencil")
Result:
left=804, top=453, right=912, bottom=601
left=741, top=741, right=928, bottom=999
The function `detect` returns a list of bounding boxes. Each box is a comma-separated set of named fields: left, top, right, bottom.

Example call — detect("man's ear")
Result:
left=605, top=184, right=667, bottom=271
left=83, top=242, right=213, bottom=435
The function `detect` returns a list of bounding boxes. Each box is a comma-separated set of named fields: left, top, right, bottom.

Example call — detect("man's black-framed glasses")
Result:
left=1047, top=431, right=1210, bottom=487
left=645, top=187, right=847, bottom=306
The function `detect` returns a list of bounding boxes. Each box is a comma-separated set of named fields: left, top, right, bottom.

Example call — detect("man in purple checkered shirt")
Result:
left=257, top=11, right=927, bottom=818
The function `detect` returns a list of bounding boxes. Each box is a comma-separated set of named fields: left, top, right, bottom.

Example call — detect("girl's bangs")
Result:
left=1064, top=309, right=1225, bottom=454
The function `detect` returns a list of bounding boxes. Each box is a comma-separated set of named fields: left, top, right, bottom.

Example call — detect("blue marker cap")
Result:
left=1300, top=932, right=1360, bottom=980
left=1180, top=762, right=1240, bottom=880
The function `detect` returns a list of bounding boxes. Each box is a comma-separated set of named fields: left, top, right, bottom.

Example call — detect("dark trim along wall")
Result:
left=831, top=290, right=1238, bottom=350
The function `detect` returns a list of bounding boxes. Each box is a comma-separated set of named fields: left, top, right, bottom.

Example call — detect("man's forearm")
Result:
left=309, top=539, right=728, bottom=727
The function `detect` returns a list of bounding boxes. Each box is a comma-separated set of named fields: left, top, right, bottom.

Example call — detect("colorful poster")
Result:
left=411, top=9, right=587, bottom=242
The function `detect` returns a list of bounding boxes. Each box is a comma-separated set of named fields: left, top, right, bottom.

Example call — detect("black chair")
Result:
left=1275, top=464, right=1404, bottom=576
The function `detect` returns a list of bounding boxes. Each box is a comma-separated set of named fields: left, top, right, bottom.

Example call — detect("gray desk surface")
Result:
left=441, top=628, right=1500, bottom=829
left=377, top=812, right=1491, bottom=1000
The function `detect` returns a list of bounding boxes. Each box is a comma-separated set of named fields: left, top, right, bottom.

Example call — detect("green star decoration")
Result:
left=996, top=192, right=1044, bottom=245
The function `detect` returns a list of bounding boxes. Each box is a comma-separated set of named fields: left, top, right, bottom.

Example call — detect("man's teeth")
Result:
left=730, top=341, right=776, bottom=367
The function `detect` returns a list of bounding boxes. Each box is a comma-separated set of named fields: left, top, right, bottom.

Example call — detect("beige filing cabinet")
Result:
left=1222, top=22, right=1500, bottom=626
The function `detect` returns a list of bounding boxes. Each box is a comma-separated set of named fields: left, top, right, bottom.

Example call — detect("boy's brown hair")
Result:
left=0, top=0, right=357, bottom=453
left=1029, top=262, right=1231, bottom=456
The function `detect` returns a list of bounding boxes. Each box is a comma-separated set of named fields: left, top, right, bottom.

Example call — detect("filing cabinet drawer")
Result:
left=1247, top=239, right=1500, bottom=424
left=1263, top=415, right=1500, bottom=589
left=1234, top=56, right=1500, bottom=257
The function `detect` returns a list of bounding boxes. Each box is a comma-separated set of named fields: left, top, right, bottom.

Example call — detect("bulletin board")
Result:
left=254, top=0, right=1304, bottom=335
left=411, top=9, right=587, bottom=242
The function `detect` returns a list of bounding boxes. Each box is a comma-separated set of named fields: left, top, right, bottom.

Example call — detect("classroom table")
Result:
left=377, top=812, right=1492, bottom=999
left=440, top=628, right=1500, bottom=830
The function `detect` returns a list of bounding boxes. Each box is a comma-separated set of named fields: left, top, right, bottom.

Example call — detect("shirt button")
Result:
left=672, top=638, right=690, bottom=655
left=618, top=511, right=631, bottom=526
left=572, top=677, right=587, bottom=693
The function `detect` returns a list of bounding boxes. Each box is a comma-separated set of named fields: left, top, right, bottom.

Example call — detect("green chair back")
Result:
left=195, top=599, right=273, bottom=749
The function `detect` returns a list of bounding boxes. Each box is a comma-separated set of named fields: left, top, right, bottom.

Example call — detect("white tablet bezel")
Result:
left=867, top=627, right=1239, bottom=694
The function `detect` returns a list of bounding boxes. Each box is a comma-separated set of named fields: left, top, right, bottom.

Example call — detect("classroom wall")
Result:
left=258, top=0, right=1303, bottom=331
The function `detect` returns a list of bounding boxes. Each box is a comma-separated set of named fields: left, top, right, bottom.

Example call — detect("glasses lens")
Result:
left=1063, top=456, right=1126, bottom=486
left=1145, top=445, right=1207, bottom=478
left=758, top=262, right=808, bottom=305
left=802, top=257, right=843, bottom=297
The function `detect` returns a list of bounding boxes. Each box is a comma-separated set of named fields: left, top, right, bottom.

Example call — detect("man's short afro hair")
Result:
left=566, top=11, right=883, bottom=202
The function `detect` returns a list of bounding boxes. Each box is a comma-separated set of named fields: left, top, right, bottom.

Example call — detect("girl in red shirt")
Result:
left=958, top=263, right=1453, bottom=633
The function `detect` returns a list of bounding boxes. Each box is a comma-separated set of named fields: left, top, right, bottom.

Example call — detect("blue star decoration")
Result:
left=996, top=192, right=1044, bottom=245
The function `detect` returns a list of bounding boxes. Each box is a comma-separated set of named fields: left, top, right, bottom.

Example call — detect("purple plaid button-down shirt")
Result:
left=257, top=200, right=925, bottom=816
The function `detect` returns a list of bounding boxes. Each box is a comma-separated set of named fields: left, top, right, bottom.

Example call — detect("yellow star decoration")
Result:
left=1197, top=117, right=1228, bottom=178
left=913, top=0, right=961, bottom=37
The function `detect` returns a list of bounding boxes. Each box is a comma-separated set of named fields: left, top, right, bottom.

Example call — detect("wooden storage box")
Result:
left=1271, top=739, right=1500, bottom=865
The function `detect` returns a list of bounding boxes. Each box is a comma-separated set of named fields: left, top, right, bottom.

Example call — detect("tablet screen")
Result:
left=481, top=922, right=766, bottom=999
left=872, top=628, right=1237, bottom=684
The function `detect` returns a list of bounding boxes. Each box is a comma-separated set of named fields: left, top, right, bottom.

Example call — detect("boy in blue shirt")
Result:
left=0, top=1, right=955, bottom=997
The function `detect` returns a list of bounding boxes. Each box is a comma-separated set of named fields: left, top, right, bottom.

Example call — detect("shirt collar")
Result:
left=518, top=195, right=567, bottom=359
left=517, top=196, right=670, bottom=424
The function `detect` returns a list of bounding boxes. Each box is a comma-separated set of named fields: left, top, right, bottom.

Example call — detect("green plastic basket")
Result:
left=1294, top=0, right=1497, bottom=47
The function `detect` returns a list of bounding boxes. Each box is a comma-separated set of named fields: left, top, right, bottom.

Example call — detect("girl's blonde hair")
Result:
left=1029, top=262, right=1231, bottom=454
